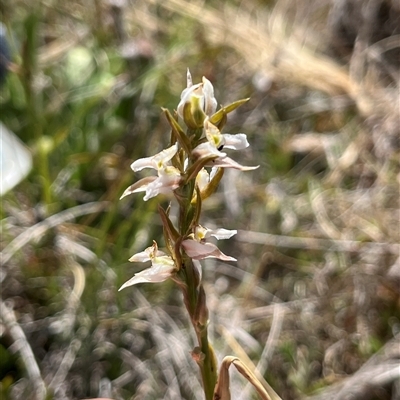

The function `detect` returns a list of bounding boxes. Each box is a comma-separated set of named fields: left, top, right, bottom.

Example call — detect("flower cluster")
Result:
left=119, top=70, right=258, bottom=290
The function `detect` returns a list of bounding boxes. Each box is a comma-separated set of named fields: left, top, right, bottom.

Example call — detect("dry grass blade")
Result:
left=1, top=201, right=110, bottom=266
left=47, top=260, right=86, bottom=393
left=147, top=0, right=397, bottom=120
left=0, top=299, right=47, bottom=400
left=131, top=290, right=203, bottom=399
left=306, top=334, right=400, bottom=400
left=240, top=304, right=285, bottom=400
left=218, top=326, right=282, bottom=400
left=214, top=356, right=273, bottom=400
left=309, top=181, right=343, bottom=240
left=236, top=230, right=400, bottom=255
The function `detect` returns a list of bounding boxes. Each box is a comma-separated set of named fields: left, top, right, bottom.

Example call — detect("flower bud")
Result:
left=177, top=71, right=217, bottom=129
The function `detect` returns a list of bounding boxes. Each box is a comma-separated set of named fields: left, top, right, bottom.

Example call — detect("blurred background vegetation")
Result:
left=1, top=0, right=399, bottom=399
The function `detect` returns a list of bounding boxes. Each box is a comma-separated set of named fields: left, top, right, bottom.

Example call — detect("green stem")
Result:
left=181, top=258, right=217, bottom=400
left=177, top=180, right=196, bottom=235
left=198, top=328, right=218, bottom=400
left=182, top=256, right=198, bottom=315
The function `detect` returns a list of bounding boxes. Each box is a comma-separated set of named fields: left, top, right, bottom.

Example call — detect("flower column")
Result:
left=119, top=70, right=258, bottom=400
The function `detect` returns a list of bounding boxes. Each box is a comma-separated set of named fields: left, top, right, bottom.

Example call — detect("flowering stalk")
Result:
left=119, top=69, right=258, bottom=400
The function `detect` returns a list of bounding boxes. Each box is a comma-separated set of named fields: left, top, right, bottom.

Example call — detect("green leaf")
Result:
left=209, top=98, right=250, bottom=127
left=158, top=204, right=180, bottom=243
left=162, top=108, right=192, bottom=155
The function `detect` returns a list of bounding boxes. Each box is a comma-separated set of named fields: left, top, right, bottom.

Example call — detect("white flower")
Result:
left=119, top=242, right=175, bottom=290
left=204, top=118, right=249, bottom=151
left=195, top=225, right=237, bottom=240
left=121, top=143, right=181, bottom=201
left=192, top=142, right=258, bottom=171
left=192, top=119, right=259, bottom=171
left=182, top=225, right=237, bottom=261
left=177, top=70, right=217, bottom=119
left=120, top=165, right=181, bottom=201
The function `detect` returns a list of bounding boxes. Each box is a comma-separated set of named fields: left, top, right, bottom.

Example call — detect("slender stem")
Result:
left=182, top=259, right=217, bottom=400
left=197, top=314, right=218, bottom=400
left=177, top=180, right=196, bottom=235
left=181, top=256, right=198, bottom=315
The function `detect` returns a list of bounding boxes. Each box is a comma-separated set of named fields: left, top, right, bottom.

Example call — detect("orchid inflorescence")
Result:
left=120, top=70, right=257, bottom=289
left=119, top=69, right=259, bottom=399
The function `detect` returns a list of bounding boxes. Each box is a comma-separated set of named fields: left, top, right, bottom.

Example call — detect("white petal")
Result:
left=196, top=168, right=210, bottom=191
left=202, top=77, right=217, bottom=116
left=120, top=176, right=157, bottom=200
left=129, top=250, right=151, bottom=263
left=192, top=144, right=258, bottom=171
left=184, top=157, right=189, bottom=171
left=187, top=68, right=193, bottom=88
left=143, top=179, right=163, bottom=201
left=130, top=143, right=178, bottom=172
left=157, top=166, right=182, bottom=191
left=152, top=143, right=179, bottom=167
left=143, top=182, right=174, bottom=201
left=206, top=228, right=237, bottom=240
left=209, top=167, right=219, bottom=180
left=143, top=166, right=181, bottom=201
left=192, top=142, right=226, bottom=159
left=130, top=156, right=155, bottom=172
left=181, top=83, right=202, bottom=101
left=118, top=262, right=174, bottom=290
left=177, top=83, right=203, bottom=118
left=222, top=133, right=249, bottom=150
left=129, top=246, right=166, bottom=262
left=182, top=240, right=236, bottom=261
